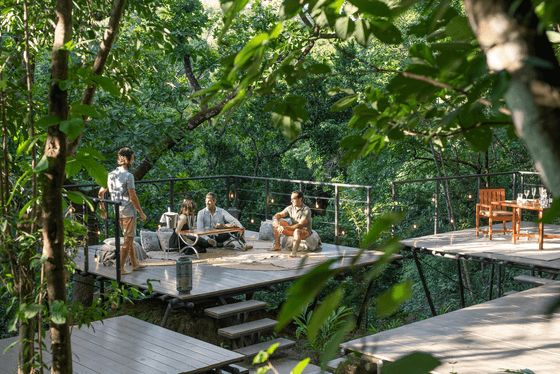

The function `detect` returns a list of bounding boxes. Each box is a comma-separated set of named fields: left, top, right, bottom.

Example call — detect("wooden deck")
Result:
left=341, top=282, right=560, bottom=374
left=0, top=315, right=244, bottom=374
left=74, top=231, right=400, bottom=301
left=401, top=221, right=560, bottom=271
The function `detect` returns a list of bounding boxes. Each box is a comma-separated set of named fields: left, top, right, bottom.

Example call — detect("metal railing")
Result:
left=391, top=171, right=542, bottom=235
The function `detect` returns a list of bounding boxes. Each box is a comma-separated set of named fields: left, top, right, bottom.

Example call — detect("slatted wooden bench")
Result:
left=513, top=275, right=560, bottom=287
left=233, top=337, right=295, bottom=358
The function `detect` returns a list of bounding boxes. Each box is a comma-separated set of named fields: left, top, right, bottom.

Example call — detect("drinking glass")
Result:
left=517, top=193, right=523, bottom=204
left=531, top=187, right=536, bottom=200
left=524, top=189, right=530, bottom=200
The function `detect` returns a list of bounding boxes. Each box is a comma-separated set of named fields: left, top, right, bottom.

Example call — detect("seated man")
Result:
left=269, top=190, right=312, bottom=257
left=197, top=192, right=249, bottom=249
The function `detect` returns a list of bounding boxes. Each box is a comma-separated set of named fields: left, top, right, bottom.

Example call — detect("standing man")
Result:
left=269, top=191, right=312, bottom=257
left=197, top=192, right=250, bottom=249
left=99, top=147, right=147, bottom=275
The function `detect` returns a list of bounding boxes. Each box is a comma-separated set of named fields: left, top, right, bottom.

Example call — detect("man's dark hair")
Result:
left=117, top=147, right=134, bottom=166
left=292, top=190, right=303, bottom=199
left=206, top=192, right=217, bottom=201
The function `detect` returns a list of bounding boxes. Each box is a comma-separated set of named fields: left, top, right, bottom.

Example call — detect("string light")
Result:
left=97, top=231, right=101, bottom=235
left=450, top=219, right=454, bottom=224
left=413, top=224, right=417, bottom=229
left=229, top=193, right=235, bottom=199
left=340, top=230, right=346, bottom=235
left=468, top=194, right=473, bottom=199
left=158, top=224, right=161, bottom=229
left=271, top=198, right=275, bottom=203
left=250, top=218, right=255, bottom=224
left=315, top=199, right=319, bottom=208
left=432, top=197, right=436, bottom=202
left=183, top=198, right=187, bottom=202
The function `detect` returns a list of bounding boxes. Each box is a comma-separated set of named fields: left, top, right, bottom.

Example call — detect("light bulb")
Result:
left=413, top=224, right=417, bottom=229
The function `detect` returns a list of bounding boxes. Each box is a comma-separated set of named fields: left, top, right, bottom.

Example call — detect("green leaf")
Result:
left=18, top=197, right=39, bottom=219
left=276, top=260, right=339, bottom=330
left=35, top=115, right=61, bottom=128
left=17, top=134, right=42, bottom=157
left=362, top=212, right=404, bottom=247
left=539, top=199, right=560, bottom=224
left=377, top=280, right=412, bottom=316
left=409, top=43, right=436, bottom=66
left=306, top=63, right=331, bottom=75
left=65, top=157, right=82, bottom=177
left=234, top=33, right=268, bottom=66
left=370, top=20, right=402, bottom=45
left=71, top=104, right=101, bottom=118
left=331, top=95, right=358, bottom=112
left=21, top=303, right=45, bottom=319
left=334, top=17, right=355, bottom=40
left=353, top=19, right=373, bottom=47
left=76, top=146, right=106, bottom=161
left=351, top=0, right=391, bottom=17
left=307, top=288, right=343, bottom=344
left=327, top=87, right=356, bottom=96
left=546, top=30, right=560, bottom=43
left=34, top=155, right=49, bottom=172
left=382, top=352, right=441, bottom=374
left=81, top=158, right=108, bottom=188
left=263, top=98, right=282, bottom=112
left=445, top=16, right=475, bottom=41
left=60, top=118, right=85, bottom=142
left=292, top=358, right=310, bottom=374
left=59, top=80, right=74, bottom=91
left=91, top=75, right=120, bottom=96
left=320, top=317, right=356, bottom=369
left=49, top=300, right=68, bottom=325
left=462, top=124, right=493, bottom=152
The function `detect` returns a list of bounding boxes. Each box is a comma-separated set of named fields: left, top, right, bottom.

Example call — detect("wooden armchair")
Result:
left=476, top=189, right=514, bottom=240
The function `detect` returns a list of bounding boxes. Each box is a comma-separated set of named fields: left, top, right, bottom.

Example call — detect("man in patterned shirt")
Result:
left=269, top=190, right=312, bottom=257
left=99, top=148, right=147, bottom=275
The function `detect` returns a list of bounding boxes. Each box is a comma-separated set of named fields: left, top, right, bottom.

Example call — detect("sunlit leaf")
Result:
left=307, top=288, right=343, bottom=344
left=331, top=95, right=358, bottom=112
left=81, top=158, right=108, bottom=188
left=445, top=16, right=475, bottom=41
left=60, top=118, right=85, bottom=142
left=377, top=279, right=412, bottom=316
left=292, top=358, right=310, bottom=374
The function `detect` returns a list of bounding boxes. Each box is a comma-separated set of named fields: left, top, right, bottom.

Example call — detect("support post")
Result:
left=512, top=173, right=517, bottom=200
left=489, top=264, right=495, bottom=300
left=115, top=208, right=121, bottom=283
left=457, top=258, right=465, bottom=308
left=434, top=181, right=439, bottom=235
left=496, top=264, right=502, bottom=298
left=357, top=277, right=375, bottom=328
left=170, top=180, right=175, bottom=212
left=520, top=174, right=525, bottom=221
left=391, top=183, right=396, bottom=236
left=412, top=249, right=437, bottom=317
left=335, top=185, right=339, bottom=245
left=161, top=301, right=173, bottom=327
left=366, top=187, right=371, bottom=233
left=265, top=180, right=269, bottom=220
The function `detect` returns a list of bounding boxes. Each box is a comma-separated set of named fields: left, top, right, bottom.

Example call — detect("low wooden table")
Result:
left=495, top=200, right=559, bottom=249
left=179, top=227, right=246, bottom=258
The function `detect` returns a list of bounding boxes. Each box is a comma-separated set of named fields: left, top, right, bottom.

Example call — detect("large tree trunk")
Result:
left=43, top=1, right=72, bottom=373
left=464, top=0, right=560, bottom=196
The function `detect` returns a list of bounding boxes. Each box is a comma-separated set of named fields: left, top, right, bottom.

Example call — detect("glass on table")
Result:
left=531, top=187, right=536, bottom=200
left=517, top=193, right=524, bottom=204
left=524, top=189, right=530, bottom=200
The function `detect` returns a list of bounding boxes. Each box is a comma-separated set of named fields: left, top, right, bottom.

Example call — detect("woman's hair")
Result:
left=117, top=147, right=134, bottom=166
left=179, top=200, right=197, bottom=216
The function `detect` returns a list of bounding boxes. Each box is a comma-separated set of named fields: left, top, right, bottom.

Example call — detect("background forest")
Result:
left=2, top=0, right=560, bottom=372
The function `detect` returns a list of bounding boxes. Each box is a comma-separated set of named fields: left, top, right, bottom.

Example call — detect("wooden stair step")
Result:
left=327, top=357, right=347, bottom=371
left=513, top=275, right=560, bottom=286
left=222, top=363, right=249, bottom=374
left=233, top=337, right=295, bottom=358
left=205, top=300, right=267, bottom=319
left=218, top=318, right=277, bottom=339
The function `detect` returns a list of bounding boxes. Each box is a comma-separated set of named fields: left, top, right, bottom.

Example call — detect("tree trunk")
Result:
left=43, top=1, right=72, bottom=373
left=465, top=0, right=560, bottom=196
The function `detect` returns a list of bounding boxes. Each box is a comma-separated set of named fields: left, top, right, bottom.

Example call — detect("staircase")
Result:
left=205, top=299, right=295, bottom=358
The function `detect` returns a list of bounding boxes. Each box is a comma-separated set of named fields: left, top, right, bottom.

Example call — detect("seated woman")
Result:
left=169, top=200, right=212, bottom=255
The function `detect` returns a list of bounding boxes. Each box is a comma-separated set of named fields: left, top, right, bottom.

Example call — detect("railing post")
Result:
left=170, top=180, right=175, bottom=212
left=226, top=177, right=230, bottom=210
left=520, top=173, right=525, bottom=221
left=477, top=177, right=481, bottom=203
left=115, top=207, right=121, bottom=284
left=83, top=201, right=89, bottom=273
left=265, top=180, right=269, bottom=220
left=366, top=187, right=371, bottom=233
left=512, top=173, right=517, bottom=200
left=335, top=185, right=339, bottom=245
left=434, top=181, right=439, bottom=235
left=235, top=177, right=239, bottom=209
left=299, top=182, right=303, bottom=193
left=391, top=183, right=396, bottom=236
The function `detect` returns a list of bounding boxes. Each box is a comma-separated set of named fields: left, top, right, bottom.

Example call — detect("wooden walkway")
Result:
left=401, top=222, right=560, bottom=272
left=74, top=231, right=400, bottom=301
left=341, top=283, right=560, bottom=374
left=0, top=315, right=244, bottom=374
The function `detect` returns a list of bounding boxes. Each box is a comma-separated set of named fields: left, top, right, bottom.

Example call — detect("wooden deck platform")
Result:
left=341, top=282, right=560, bottom=374
left=74, top=231, right=400, bottom=301
left=0, top=315, right=244, bottom=374
left=401, top=221, right=560, bottom=272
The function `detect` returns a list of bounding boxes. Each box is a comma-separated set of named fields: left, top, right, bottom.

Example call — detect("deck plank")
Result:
left=342, top=283, right=560, bottom=373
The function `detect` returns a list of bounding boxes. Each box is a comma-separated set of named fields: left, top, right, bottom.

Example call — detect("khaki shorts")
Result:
left=119, top=217, right=136, bottom=238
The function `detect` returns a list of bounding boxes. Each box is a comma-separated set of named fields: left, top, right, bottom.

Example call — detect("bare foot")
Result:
left=268, top=246, right=282, bottom=252
left=288, top=254, right=297, bottom=258
left=121, top=268, right=132, bottom=275
left=133, top=263, right=147, bottom=271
